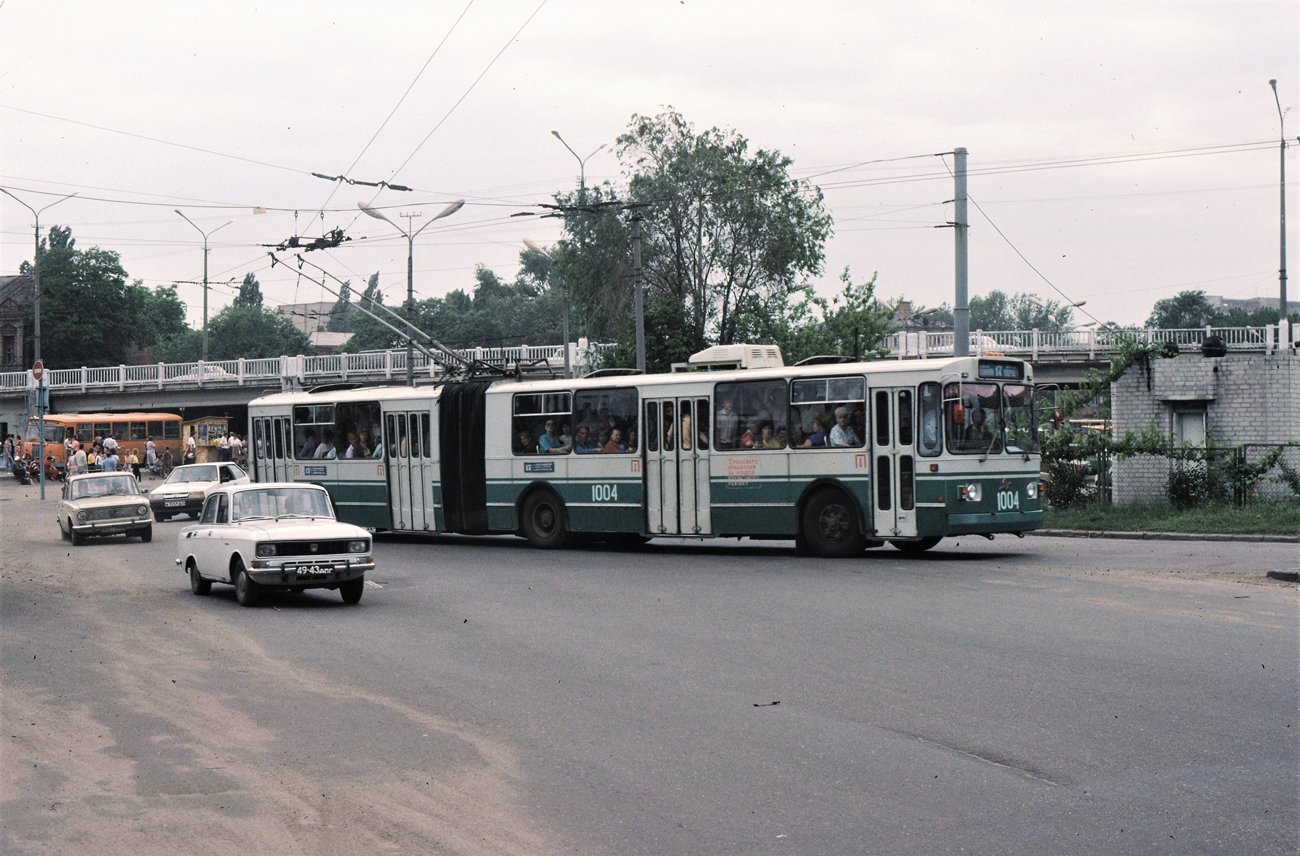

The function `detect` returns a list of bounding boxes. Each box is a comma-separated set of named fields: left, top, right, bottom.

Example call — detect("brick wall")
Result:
left=1111, top=352, right=1299, bottom=503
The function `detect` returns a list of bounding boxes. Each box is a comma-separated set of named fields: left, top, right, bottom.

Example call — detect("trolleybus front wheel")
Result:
left=800, top=489, right=866, bottom=558
left=521, top=491, right=570, bottom=549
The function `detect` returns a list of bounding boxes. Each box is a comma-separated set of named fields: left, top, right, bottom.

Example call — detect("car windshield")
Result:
left=163, top=465, right=218, bottom=485
left=230, top=488, right=333, bottom=522
left=73, top=476, right=140, bottom=499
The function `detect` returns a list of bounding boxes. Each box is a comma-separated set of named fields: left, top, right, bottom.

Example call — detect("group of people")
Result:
left=60, top=432, right=143, bottom=479
left=516, top=418, right=638, bottom=456
left=297, top=426, right=382, bottom=460
left=717, top=399, right=864, bottom=451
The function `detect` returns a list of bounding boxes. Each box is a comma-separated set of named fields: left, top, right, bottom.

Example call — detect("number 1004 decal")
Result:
left=996, top=490, right=1020, bottom=510
left=592, top=484, right=619, bottom=502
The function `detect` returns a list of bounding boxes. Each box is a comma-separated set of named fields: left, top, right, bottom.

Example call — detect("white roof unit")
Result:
left=676, top=344, right=785, bottom=372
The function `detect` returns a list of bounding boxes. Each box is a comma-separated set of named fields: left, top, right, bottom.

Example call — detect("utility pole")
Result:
left=631, top=213, right=646, bottom=373
left=953, top=147, right=970, bottom=357
left=1269, top=80, right=1290, bottom=327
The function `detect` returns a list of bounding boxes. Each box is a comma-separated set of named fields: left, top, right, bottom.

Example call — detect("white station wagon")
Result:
left=176, top=482, right=374, bottom=607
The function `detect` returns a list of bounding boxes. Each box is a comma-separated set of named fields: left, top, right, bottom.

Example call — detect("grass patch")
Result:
left=1046, top=501, right=1300, bottom=536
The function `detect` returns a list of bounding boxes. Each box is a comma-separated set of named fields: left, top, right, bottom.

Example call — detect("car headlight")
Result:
left=256, top=543, right=278, bottom=557
left=137, top=505, right=148, bottom=515
left=188, top=490, right=205, bottom=500
left=348, top=540, right=369, bottom=554
left=76, top=510, right=88, bottom=521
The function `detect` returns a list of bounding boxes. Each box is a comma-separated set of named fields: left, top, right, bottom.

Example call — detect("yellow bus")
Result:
left=24, top=412, right=184, bottom=466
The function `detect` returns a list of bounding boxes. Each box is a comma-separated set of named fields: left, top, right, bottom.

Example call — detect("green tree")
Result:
left=1146, top=290, right=1217, bottom=328
left=562, top=109, right=832, bottom=371
left=326, top=281, right=354, bottom=332
left=775, top=268, right=896, bottom=362
left=232, top=272, right=263, bottom=308
left=20, top=225, right=144, bottom=367
left=205, top=304, right=311, bottom=359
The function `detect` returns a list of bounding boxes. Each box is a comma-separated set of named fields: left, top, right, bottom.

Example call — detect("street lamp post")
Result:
left=174, top=211, right=232, bottom=362
left=1268, top=80, right=1289, bottom=323
left=551, top=131, right=614, bottom=369
left=0, top=188, right=77, bottom=500
left=359, top=199, right=464, bottom=385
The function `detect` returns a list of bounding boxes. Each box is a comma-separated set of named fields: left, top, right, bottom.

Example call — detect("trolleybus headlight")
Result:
left=1026, top=482, right=1038, bottom=499
left=959, top=483, right=981, bottom=502
left=256, top=543, right=278, bottom=557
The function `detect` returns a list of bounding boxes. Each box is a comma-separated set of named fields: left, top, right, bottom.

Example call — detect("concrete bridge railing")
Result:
left=1, top=324, right=1294, bottom=399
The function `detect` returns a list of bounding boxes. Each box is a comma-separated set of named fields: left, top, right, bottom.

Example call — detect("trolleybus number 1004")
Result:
left=592, top=484, right=619, bottom=502
left=996, top=489, right=1020, bottom=511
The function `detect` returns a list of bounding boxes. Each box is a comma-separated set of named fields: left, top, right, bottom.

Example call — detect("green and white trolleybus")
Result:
left=247, top=347, right=1044, bottom=557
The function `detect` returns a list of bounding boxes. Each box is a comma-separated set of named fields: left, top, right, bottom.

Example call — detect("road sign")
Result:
left=32, top=359, right=43, bottom=381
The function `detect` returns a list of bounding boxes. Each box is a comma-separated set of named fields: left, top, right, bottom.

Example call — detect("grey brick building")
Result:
left=1111, top=350, right=1299, bottom=502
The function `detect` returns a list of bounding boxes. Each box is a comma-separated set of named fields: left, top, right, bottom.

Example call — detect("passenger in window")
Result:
left=829, top=407, right=860, bottom=447
left=298, top=430, right=318, bottom=459
left=604, top=429, right=627, bottom=453
left=715, top=399, right=739, bottom=448
left=314, top=429, right=337, bottom=459
left=539, top=419, right=568, bottom=453
left=739, top=420, right=760, bottom=448
left=574, top=426, right=600, bottom=453
left=625, top=428, right=638, bottom=452
left=759, top=423, right=783, bottom=449
left=515, top=429, right=535, bottom=455
left=802, top=416, right=828, bottom=448
left=355, top=429, right=374, bottom=458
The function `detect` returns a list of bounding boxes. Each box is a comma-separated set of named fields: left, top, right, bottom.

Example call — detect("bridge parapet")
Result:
left=1, top=325, right=1293, bottom=400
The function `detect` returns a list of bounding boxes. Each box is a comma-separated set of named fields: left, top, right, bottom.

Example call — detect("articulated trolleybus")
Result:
left=247, top=346, right=1043, bottom=557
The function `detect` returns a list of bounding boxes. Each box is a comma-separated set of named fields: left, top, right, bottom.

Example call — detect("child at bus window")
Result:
left=759, top=424, right=783, bottom=450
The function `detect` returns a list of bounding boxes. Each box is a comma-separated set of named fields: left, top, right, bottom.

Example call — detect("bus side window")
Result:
left=918, top=383, right=942, bottom=456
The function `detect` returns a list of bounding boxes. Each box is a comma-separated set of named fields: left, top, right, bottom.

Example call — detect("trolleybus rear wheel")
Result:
left=800, top=488, right=865, bottom=558
left=521, top=491, right=569, bottom=549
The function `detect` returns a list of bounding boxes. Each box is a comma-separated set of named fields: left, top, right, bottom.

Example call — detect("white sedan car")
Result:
left=150, top=462, right=250, bottom=520
left=58, top=471, right=154, bottom=545
left=176, top=482, right=374, bottom=607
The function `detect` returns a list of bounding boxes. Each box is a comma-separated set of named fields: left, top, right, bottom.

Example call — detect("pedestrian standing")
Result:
left=70, top=444, right=88, bottom=475
left=128, top=449, right=141, bottom=481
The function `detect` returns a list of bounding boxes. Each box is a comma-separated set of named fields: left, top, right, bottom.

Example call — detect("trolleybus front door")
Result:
left=252, top=415, right=293, bottom=483
left=385, top=410, right=434, bottom=531
left=644, top=397, right=712, bottom=537
left=870, top=387, right=918, bottom=538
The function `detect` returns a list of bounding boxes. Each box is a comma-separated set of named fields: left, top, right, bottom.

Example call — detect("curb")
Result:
left=1031, top=528, right=1300, bottom=544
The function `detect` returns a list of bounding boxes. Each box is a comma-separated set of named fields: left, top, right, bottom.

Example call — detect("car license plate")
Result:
left=164, top=500, right=186, bottom=507
left=296, top=565, right=331, bottom=579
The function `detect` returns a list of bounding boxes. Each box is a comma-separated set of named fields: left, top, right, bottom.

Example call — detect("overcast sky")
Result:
left=1, top=0, right=1296, bottom=341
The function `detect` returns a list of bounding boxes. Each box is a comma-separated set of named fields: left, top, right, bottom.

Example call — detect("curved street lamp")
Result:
left=359, top=199, right=465, bottom=385
left=551, top=130, right=605, bottom=203
left=174, top=210, right=233, bottom=362
left=0, top=188, right=78, bottom=499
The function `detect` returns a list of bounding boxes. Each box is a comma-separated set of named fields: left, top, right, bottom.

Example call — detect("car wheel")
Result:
left=139, top=524, right=153, bottom=543
left=339, top=575, right=365, bottom=605
left=233, top=560, right=260, bottom=607
left=800, top=488, right=865, bottom=558
left=891, top=536, right=942, bottom=554
left=520, top=490, right=569, bottom=549
left=70, top=527, right=85, bottom=546
left=188, top=560, right=211, bottom=596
